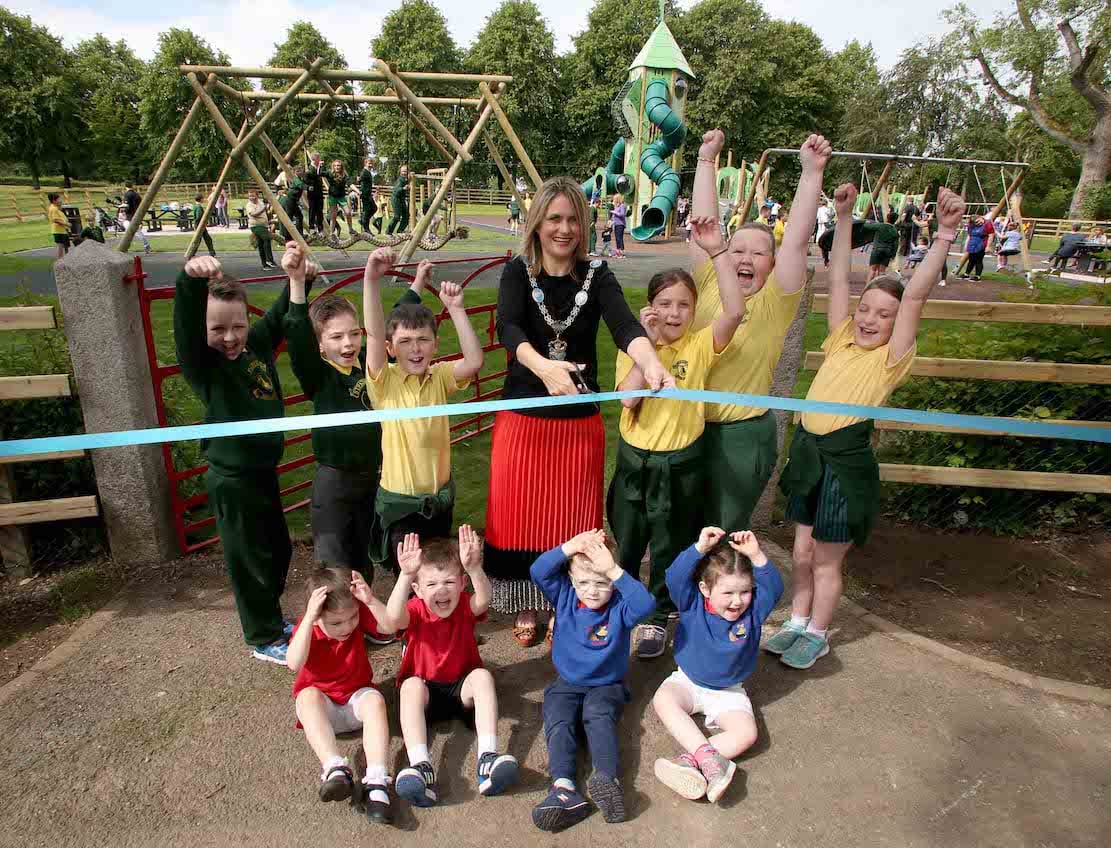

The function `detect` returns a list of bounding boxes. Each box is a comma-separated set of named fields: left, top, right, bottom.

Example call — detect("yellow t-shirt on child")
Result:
left=367, top=361, right=470, bottom=496
left=690, top=259, right=802, bottom=423
left=801, top=317, right=915, bottom=435
left=616, top=325, right=717, bottom=452
left=49, top=205, right=69, bottom=235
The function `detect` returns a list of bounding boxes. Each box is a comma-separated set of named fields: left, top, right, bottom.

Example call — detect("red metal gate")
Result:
left=128, top=251, right=512, bottom=555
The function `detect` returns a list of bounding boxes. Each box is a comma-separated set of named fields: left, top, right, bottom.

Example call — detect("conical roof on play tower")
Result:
left=628, top=18, right=695, bottom=78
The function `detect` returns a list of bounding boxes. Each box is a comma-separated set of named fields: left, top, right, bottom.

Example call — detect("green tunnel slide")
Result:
left=631, top=79, right=686, bottom=241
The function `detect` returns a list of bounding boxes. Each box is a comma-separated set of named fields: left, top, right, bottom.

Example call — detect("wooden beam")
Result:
left=229, top=59, right=326, bottom=160
left=0, top=375, right=71, bottom=400
left=874, top=418, right=1110, bottom=438
left=400, top=103, right=453, bottom=163
left=181, top=65, right=513, bottom=84
left=0, top=449, right=87, bottom=465
left=376, top=59, right=471, bottom=162
left=482, top=128, right=524, bottom=208
left=804, top=352, right=1111, bottom=384
left=739, top=149, right=770, bottom=223
left=811, top=296, right=1111, bottom=326
left=0, top=306, right=55, bottom=331
left=285, top=105, right=330, bottom=163
left=0, top=466, right=30, bottom=573
left=479, top=82, right=541, bottom=190
left=0, top=496, right=100, bottom=527
left=239, top=90, right=482, bottom=106
left=880, top=464, right=1111, bottom=495
left=863, top=161, right=894, bottom=220
left=186, top=116, right=250, bottom=260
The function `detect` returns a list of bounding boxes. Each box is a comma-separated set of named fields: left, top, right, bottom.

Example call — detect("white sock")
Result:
left=806, top=624, right=828, bottom=640
left=477, top=735, right=498, bottom=758
left=789, top=615, right=810, bottom=629
left=407, top=744, right=430, bottom=766
left=363, top=763, right=389, bottom=785
left=321, top=755, right=347, bottom=780
left=554, top=778, right=575, bottom=791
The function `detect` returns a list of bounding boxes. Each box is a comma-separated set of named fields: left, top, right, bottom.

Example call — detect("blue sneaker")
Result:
left=251, top=640, right=289, bottom=665
left=780, top=631, right=830, bottom=669
left=532, top=785, right=590, bottom=832
left=763, top=622, right=806, bottom=655
left=477, top=751, right=519, bottom=796
left=396, top=760, right=437, bottom=807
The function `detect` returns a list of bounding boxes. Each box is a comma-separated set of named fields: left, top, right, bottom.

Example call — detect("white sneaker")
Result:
left=634, top=624, right=667, bottom=659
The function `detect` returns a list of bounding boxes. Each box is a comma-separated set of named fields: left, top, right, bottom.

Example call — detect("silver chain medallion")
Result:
left=527, top=261, right=598, bottom=360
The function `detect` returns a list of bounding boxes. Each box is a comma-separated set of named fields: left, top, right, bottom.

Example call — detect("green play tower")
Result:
left=581, top=3, right=694, bottom=241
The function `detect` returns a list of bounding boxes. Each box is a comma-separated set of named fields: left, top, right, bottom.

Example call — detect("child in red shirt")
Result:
left=383, top=526, right=519, bottom=808
left=287, top=566, right=396, bottom=825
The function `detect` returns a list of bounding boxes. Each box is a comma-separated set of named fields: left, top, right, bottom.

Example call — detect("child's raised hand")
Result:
left=728, top=530, right=762, bottom=559
left=695, top=526, right=726, bottom=555
left=799, top=134, right=833, bottom=174
left=184, top=255, right=223, bottom=280
left=413, top=259, right=434, bottom=290
left=281, top=241, right=306, bottom=283
left=397, top=533, right=422, bottom=577
left=639, top=306, right=661, bottom=342
left=366, top=247, right=396, bottom=281
left=350, top=570, right=374, bottom=606
left=699, top=129, right=725, bottom=161
left=582, top=537, right=618, bottom=575
left=935, top=187, right=966, bottom=231
left=439, top=281, right=464, bottom=310
left=304, top=585, right=329, bottom=623
left=833, top=183, right=857, bottom=218
left=689, top=215, right=725, bottom=254
left=563, top=528, right=605, bottom=558
left=458, top=524, right=482, bottom=573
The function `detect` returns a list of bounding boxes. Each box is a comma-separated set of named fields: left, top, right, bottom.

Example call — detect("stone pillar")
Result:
left=54, top=241, right=177, bottom=564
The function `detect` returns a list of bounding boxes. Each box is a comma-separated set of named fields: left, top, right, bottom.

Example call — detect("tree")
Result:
left=71, top=36, right=152, bottom=183
left=263, top=22, right=353, bottom=162
left=0, top=10, right=81, bottom=188
left=466, top=1, right=563, bottom=180
left=948, top=0, right=1111, bottom=216
left=138, top=28, right=249, bottom=182
left=364, top=0, right=461, bottom=178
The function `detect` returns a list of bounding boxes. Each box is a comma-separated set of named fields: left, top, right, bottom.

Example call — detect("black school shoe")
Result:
left=532, top=784, right=591, bottom=832
left=588, top=772, right=626, bottom=823
left=363, top=780, right=393, bottom=825
left=319, top=764, right=354, bottom=802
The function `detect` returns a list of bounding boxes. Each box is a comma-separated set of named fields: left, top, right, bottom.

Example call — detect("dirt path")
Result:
left=0, top=544, right=1107, bottom=848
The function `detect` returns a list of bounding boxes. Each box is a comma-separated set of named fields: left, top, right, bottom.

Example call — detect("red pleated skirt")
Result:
left=485, top=410, right=605, bottom=559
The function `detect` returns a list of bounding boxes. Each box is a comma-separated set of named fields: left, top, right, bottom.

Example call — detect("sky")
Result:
left=11, top=0, right=1016, bottom=71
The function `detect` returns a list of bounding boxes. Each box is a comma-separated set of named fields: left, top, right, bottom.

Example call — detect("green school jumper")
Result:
left=281, top=176, right=305, bottom=239
left=358, top=168, right=376, bottom=231
left=173, top=271, right=298, bottom=647
left=192, top=203, right=215, bottom=255
left=387, top=175, right=408, bottom=235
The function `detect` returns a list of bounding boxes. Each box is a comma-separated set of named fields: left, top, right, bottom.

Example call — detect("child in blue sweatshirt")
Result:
left=529, top=529, right=656, bottom=833
left=652, top=527, right=783, bottom=804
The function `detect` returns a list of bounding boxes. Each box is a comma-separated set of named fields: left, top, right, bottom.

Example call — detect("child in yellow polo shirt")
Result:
left=363, top=249, right=484, bottom=570
left=48, top=193, right=70, bottom=259
left=770, top=183, right=965, bottom=671
left=607, top=215, right=748, bottom=659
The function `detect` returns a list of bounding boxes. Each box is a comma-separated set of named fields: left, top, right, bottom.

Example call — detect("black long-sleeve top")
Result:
left=496, top=256, right=646, bottom=419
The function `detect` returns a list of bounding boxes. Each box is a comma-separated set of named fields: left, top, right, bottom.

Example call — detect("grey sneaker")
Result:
left=654, top=755, right=706, bottom=800
left=698, top=752, right=737, bottom=804
left=634, top=623, right=667, bottom=659
left=763, top=622, right=805, bottom=655
left=587, top=771, right=625, bottom=823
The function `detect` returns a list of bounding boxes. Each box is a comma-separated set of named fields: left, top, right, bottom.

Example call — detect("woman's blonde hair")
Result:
left=612, top=193, right=624, bottom=205
left=520, top=176, right=589, bottom=277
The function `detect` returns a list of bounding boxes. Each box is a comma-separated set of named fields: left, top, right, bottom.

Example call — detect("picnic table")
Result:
left=1074, top=241, right=1110, bottom=273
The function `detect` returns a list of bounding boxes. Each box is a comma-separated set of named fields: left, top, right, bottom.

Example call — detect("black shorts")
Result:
left=53, top=233, right=70, bottom=246
left=425, top=676, right=474, bottom=725
left=869, top=246, right=895, bottom=267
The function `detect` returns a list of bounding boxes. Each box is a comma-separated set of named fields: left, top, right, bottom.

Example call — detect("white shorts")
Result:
left=664, top=668, right=753, bottom=730
left=296, top=686, right=380, bottom=734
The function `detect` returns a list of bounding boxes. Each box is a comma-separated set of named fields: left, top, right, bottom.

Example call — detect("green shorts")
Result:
left=327, top=196, right=348, bottom=208
left=702, top=411, right=778, bottom=530
left=53, top=233, right=70, bottom=246
left=785, top=465, right=852, bottom=544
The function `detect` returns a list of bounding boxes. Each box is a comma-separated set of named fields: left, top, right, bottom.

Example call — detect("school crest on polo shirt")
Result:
left=588, top=623, right=610, bottom=646
left=728, top=622, right=747, bottom=642
left=671, top=359, right=689, bottom=381
left=247, top=358, right=276, bottom=400
left=349, top=377, right=370, bottom=409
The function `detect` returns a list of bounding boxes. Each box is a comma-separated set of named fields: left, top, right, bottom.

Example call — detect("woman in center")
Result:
left=486, top=176, right=672, bottom=646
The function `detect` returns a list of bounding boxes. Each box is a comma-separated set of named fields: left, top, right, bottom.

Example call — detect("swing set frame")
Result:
left=118, top=60, right=542, bottom=263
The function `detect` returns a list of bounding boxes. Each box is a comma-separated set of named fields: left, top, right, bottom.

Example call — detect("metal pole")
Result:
left=186, top=72, right=311, bottom=257
left=118, top=88, right=210, bottom=253
left=229, top=58, right=326, bottom=160
left=376, top=59, right=472, bottom=162
left=185, top=116, right=250, bottom=259
left=478, top=82, right=542, bottom=190
left=754, top=147, right=1029, bottom=169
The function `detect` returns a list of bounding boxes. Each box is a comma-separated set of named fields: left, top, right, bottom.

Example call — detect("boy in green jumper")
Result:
left=326, top=160, right=354, bottom=237
left=358, top=157, right=377, bottom=233
left=173, top=255, right=307, bottom=664
left=280, top=242, right=426, bottom=583
left=192, top=194, right=216, bottom=257
left=281, top=164, right=307, bottom=240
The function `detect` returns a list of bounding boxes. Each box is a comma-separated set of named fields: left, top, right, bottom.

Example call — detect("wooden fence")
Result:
left=808, top=296, right=1111, bottom=497
left=0, top=306, right=98, bottom=575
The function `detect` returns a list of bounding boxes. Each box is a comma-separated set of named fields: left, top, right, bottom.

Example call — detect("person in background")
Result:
left=123, top=182, right=152, bottom=255
left=610, top=194, right=628, bottom=259
left=192, top=194, right=216, bottom=257
left=305, top=152, right=326, bottom=234
left=245, top=188, right=277, bottom=270
left=48, top=193, right=70, bottom=259
left=1048, top=223, right=1087, bottom=271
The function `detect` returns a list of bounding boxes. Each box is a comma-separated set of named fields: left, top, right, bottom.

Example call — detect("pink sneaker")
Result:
left=654, top=754, right=706, bottom=800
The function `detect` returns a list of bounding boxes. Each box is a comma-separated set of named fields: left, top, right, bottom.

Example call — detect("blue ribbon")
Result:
left=0, top=388, right=1106, bottom=458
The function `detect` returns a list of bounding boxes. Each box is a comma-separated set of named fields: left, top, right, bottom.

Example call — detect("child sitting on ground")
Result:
left=528, top=529, right=656, bottom=832
left=903, top=236, right=929, bottom=271
left=382, top=528, right=519, bottom=807
left=287, top=566, right=396, bottom=824
left=362, top=250, right=484, bottom=570
left=652, top=528, right=783, bottom=804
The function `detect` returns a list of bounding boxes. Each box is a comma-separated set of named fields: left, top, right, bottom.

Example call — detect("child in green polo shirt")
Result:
left=192, top=194, right=216, bottom=257
left=362, top=249, right=485, bottom=570
left=280, top=242, right=426, bottom=589
left=326, top=160, right=354, bottom=237
left=173, top=255, right=306, bottom=665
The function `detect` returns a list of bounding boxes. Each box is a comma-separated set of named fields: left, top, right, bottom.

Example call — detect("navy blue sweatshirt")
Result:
left=530, top=546, right=656, bottom=686
left=668, top=545, right=784, bottom=689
